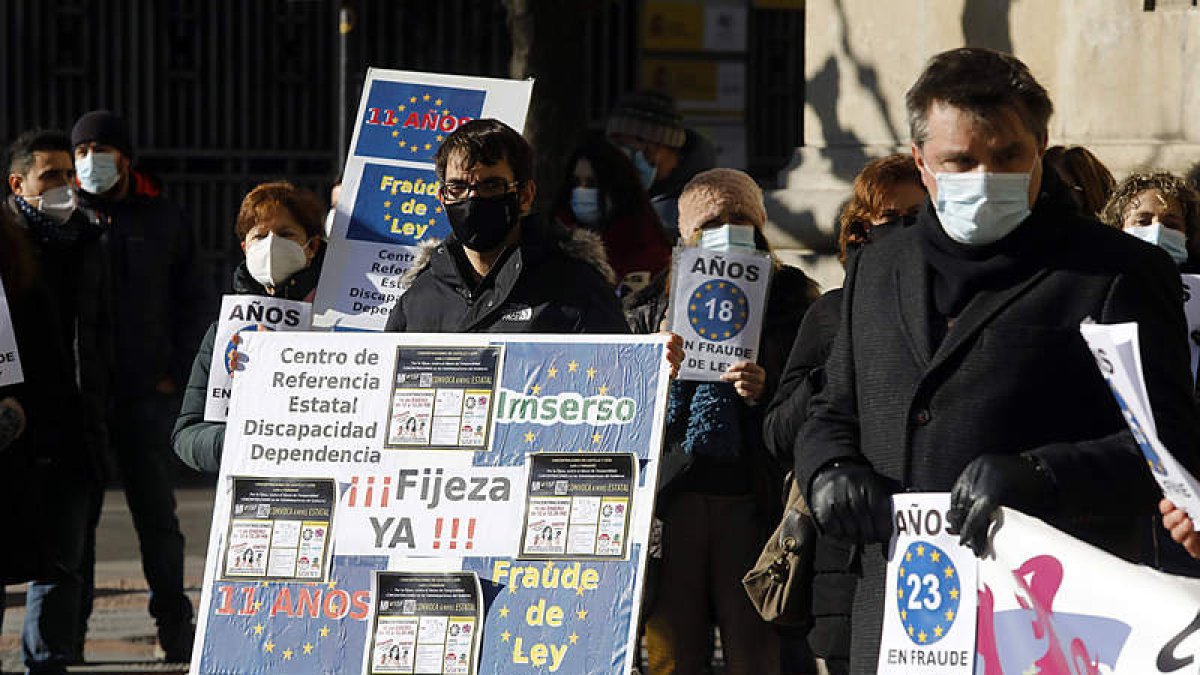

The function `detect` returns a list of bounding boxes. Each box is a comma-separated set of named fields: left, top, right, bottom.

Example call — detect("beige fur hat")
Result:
left=678, top=168, right=768, bottom=232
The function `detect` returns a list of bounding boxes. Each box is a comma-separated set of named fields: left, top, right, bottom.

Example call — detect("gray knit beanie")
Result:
left=605, top=91, right=686, bottom=149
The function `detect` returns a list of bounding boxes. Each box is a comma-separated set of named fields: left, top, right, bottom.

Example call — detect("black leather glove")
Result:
left=948, top=453, right=1057, bottom=556
left=810, top=462, right=895, bottom=544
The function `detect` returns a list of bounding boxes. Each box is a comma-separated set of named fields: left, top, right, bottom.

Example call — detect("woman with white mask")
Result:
left=172, top=182, right=325, bottom=473
left=1101, top=171, right=1200, bottom=271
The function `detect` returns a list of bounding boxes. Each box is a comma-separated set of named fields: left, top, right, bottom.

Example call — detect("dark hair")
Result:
left=6, top=129, right=72, bottom=179
left=1042, top=145, right=1115, bottom=218
left=838, top=154, right=923, bottom=263
left=907, top=47, right=1053, bottom=147
left=235, top=181, right=326, bottom=241
left=434, top=119, right=533, bottom=184
left=552, top=133, right=655, bottom=225
left=1185, top=161, right=1200, bottom=193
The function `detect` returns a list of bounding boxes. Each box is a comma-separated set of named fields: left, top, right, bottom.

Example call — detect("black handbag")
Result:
left=741, top=477, right=816, bottom=628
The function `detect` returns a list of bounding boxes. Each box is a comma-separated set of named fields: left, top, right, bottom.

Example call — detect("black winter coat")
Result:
left=80, top=176, right=212, bottom=397
left=171, top=246, right=325, bottom=473
left=0, top=221, right=100, bottom=582
left=384, top=217, right=628, bottom=334
left=796, top=198, right=1200, bottom=673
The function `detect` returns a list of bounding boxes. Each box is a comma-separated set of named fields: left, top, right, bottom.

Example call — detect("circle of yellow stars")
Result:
left=688, top=281, right=748, bottom=339
left=248, top=579, right=341, bottom=661
left=520, top=360, right=614, bottom=450
left=895, top=543, right=960, bottom=646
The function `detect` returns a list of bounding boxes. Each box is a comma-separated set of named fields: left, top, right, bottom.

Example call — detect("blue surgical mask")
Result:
left=623, top=147, right=657, bottom=190
left=76, top=151, right=121, bottom=194
left=570, top=187, right=603, bottom=225
left=700, top=224, right=757, bottom=252
left=929, top=165, right=1033, bottom=246
left=1125, top=222, right=1189, bottom=266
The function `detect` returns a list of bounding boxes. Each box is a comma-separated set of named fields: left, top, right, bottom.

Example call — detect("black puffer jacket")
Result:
left=171, top=245, right=325, bottom=473
left=384, top=216, right=629, bottom=334
left=79, top=173, right=212, bottom=397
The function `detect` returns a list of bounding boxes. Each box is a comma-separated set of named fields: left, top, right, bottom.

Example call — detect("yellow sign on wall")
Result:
left=642, top=1, right=706, bottom=51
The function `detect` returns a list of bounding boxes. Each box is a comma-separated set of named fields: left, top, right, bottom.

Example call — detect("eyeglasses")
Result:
left=439, top=178, right=521, bottom=202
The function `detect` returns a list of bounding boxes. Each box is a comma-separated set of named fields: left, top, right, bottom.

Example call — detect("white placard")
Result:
left=1079, top=322, right=1200, bottom=528
left=204, top=295, right=313, bottom=421
left=669, top=246, right=772, bottom=381
left=0, top=277, right=22, bottom=387
left=313, top=69, right=534, bottom=331
left=878, top=493, right=977, bottom=674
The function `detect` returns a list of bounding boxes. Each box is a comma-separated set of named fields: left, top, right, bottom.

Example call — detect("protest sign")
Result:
left=313, top=70, right=534, bottom=331
left=1182, top=274, right=1200, bottom=381
left=1079, top=322, right=1200, bottom=527
left=878, top=493, right=977, bottom=674
left=668, top=246, right=771, bottom=381
left=364, top=571, right=483, bottom=675
left=977, top=507, right=1200, bottom=673
left=191, top=332, right=671, bottom=675
left=205, top=295, right=313, bottom=421
left=0, top=277, right=22, bottom=387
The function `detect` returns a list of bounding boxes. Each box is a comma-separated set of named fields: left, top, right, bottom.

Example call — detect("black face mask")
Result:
left=444, top=193, right=520, bottom=252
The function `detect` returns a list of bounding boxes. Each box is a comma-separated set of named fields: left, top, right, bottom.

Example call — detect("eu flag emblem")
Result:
left=356, top=81, right=487, bottom=163
left=895, top=541, right=960, bottom=646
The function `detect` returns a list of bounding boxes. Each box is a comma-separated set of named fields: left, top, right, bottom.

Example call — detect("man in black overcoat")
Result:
left=793, top=47, right=1200, bottom=673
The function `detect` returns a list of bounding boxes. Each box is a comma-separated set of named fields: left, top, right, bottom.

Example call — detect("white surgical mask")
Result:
left=570, top=187, right=602, bottom=225
left=929, top=164, right=1033, bottom=246
left=700, top=223, right=757, bottom=252
left=1125, top=222, right=1189, bottom=266
left=245, top=233, right=309, bottom=288
left=31, top=185, right=77, bottom=224
left=75, top=151, right=121, bottom=194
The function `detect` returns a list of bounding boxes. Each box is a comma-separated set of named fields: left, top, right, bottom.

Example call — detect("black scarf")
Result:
left=12, top=196, right=103, bottom=249
left=918, top=170, right=1074, bottom=319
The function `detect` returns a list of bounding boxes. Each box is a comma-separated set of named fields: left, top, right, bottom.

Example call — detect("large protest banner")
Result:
left=313, top=70, right=533, bottom=331
left=190, top=332, right=671, bottom=675
left=0, top=277, right=24, bottom=387
left=977, top=507, right=1200, bottom=673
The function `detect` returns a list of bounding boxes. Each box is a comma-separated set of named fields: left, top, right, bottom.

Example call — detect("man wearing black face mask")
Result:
left=384, top=119, right=629, bottom=334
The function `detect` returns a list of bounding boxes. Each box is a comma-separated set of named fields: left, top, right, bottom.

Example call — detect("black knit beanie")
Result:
left=605, top=91, right=686, bottom=149
left=71, top=110, right=134, bottom=158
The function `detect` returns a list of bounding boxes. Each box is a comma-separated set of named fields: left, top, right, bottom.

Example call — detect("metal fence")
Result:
left=1, top=0, right=802, bottom=294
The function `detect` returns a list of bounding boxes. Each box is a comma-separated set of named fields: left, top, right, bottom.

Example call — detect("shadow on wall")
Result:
left=962, top=0, right=1015, bottom=54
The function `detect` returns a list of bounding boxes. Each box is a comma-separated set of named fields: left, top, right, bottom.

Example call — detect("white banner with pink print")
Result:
left=975, top=508, right=1200, bottom=674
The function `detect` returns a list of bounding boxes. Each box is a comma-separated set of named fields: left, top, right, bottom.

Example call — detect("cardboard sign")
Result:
left=313, top=70, right=534, bottom=331
left=191, top=333, right=671, bottom=675
left=669, top=246, right=771, bottom=381
left=878, top=493, right=977, bottom=674
left=205, top=295, right=313, bottom=421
